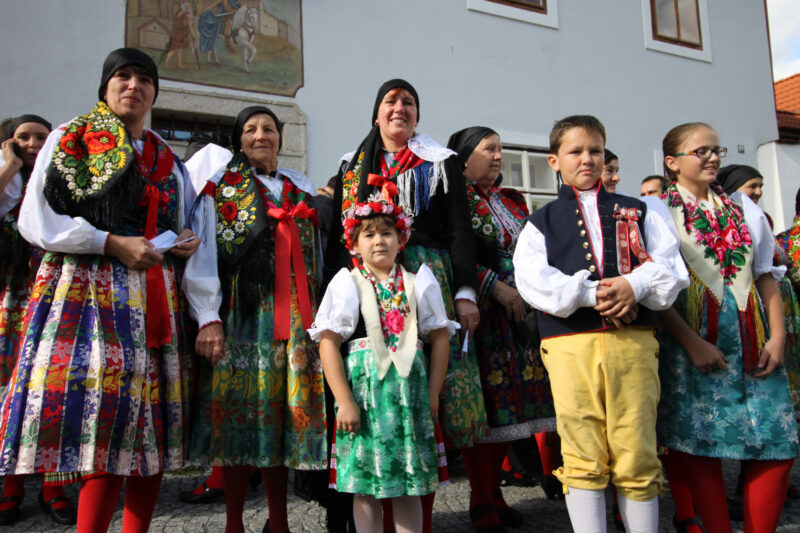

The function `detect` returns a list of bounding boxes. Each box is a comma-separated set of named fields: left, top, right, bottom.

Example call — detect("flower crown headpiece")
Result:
left=342, top=194, right=413, bottom=255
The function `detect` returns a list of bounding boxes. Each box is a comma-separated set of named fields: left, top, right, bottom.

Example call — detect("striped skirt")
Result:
left=0, top=252, right=193, bottom=477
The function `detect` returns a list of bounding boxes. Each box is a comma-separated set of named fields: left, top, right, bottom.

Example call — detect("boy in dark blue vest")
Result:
left=513, top=115, right=688, bottom=533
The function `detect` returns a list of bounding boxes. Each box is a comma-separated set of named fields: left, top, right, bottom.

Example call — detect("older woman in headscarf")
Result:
left=186, top=105, right=326, bottom=533
left=0, top=48, right=201, bottom=532
left=448, top=126, right=556, bottom=531
left=325, top=79, right=486, bottom=532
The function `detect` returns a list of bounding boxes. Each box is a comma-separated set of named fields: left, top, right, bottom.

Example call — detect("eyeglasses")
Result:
left=674, top=146, right=727, bottom=160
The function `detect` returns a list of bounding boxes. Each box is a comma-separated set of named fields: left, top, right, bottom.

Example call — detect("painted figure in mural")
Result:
left=165, top=1, right=198, bottom=70
left=197, top=0, right=239, bottom=64
left=231, top=6, right=259, bottom=73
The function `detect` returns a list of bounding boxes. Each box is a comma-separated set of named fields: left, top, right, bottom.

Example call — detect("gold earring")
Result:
left=464, top=162, right=469, bottom=169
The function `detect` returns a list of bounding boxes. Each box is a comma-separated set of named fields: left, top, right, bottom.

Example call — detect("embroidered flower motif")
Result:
left=666, top=183, right=752, bottom=285
left=59, top=131, right=85, bottom=159
left=220, top=201, right=238, bottom=221
left=224, top=171, right=243, bottom=185
left=84, top=130, right=117, bottom=155
left=385, top=309, right=405, bottom=334
left=222, top=186, right=236, bottom=198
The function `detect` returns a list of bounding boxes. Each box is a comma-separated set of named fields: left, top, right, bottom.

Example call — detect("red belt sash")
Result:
left=142, top=184, right=172, bottom=349
left=267, top=201, right=317, bottom=340
left=613, top=206, right=652, bottom=274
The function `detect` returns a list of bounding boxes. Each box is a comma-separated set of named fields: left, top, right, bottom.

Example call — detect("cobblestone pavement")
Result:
left=6, top=459, right=800, bottom=532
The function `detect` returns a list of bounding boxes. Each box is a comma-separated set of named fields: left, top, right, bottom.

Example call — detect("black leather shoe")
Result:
left=178, top=481, right=225, bottom=504
left=0, top=495, right=22, bottom=525
left=38, top=492, right=77, bottom=525
left=263, top=518, right=292, bottom=533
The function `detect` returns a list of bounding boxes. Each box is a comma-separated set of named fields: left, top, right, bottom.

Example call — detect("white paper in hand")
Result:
left=150, top=230, right=179, bottom=253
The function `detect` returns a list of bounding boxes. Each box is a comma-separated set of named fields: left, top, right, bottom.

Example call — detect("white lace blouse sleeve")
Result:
left=735, top=191, right=785, bottom=280
left=18, top=127, right=108, bottom=254
left=622, top=196, right=690, bottom=310
left=0, top=151, right=22, bottom=218
left=512, top=221, right=599, bottom=317
left=307, top=268, right=360, bottom=342
left=182, top=171, right=223, bottom=328
left=416, top=264, right=460, bottom=339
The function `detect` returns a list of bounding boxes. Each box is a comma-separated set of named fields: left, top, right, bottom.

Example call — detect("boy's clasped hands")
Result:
left=594, top=276, right=638, bottom=329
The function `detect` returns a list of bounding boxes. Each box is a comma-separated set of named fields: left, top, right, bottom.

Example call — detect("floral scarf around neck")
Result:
left=359, top=264, right=411, bottom=351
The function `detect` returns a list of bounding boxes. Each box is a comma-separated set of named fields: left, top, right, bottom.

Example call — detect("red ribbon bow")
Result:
left=613, top=205, right=651, bottom=274
left=366, top=172, right=399, bottom=202
left=142, top=183, right=172, bottom=349
left=267, top=201, right=316, bottom=340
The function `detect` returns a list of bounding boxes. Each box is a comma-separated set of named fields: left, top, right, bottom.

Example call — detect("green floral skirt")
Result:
left=333, top=338, right=439, bottom=498
left=402, top=245, right=488, bottom=449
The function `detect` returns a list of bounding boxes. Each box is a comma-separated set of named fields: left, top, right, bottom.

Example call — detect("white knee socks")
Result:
left=617, top=494, right=658, bottom=533
left=564, top=487, right=607, bottom=533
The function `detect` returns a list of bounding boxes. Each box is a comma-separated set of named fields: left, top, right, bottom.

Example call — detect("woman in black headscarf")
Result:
left=448, top=126, right=556, bottom=530
left=0, top=48, right=202, bottom=532
left=325, top=79, right=487, bottom=532
left=186, top=105, right=326, bottom=533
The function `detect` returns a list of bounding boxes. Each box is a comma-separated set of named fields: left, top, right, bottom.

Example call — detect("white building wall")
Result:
left=758, top=142, right=800, bottom=232
left=0, top=0, right=778, bottom=197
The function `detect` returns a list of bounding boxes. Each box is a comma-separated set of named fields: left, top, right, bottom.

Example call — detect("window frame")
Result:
left=650, top=0, right=702, bottom=50
left=500, top=144, right=558, bottom=212
left=467, top=0, right=558, bottom=29
left=641, top=0, right=712, bottom=63
left=484, top=0, right=546, bottom=15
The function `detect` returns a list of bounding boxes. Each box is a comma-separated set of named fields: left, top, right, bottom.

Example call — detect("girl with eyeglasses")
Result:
left=650, top=122, right=798, bottom=533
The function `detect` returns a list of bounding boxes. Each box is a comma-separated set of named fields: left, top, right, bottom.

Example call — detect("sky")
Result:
left=767, top=0, right=800, bottom=81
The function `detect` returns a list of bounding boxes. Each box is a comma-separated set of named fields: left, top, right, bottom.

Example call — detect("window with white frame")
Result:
left=641, top=0, right=711, bottom=62
left=467, top=0, right=558, bottom=29
left=501, top=146, right=557, bottom=212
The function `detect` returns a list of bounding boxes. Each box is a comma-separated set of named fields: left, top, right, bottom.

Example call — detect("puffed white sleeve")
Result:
left=184, top=144, right=232, bottom=194
left=512, top=221, right=599, bottom=317
left=735, top=191, right=786, bottom=280
left=416, top=264, right=460, bottom=339
left=18, top=127, right=109, bottom=254
left=622, top=196, right=690, bottom=310
left=182, top=172, right=223, bottom=328
left=307, top=268, right=361, bottom=342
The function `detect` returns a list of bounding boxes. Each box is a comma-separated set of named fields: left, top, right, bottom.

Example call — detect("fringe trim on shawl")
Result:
left=395, top=160, right=449, bottom=215
left=683, top=267, right=765, bottom=374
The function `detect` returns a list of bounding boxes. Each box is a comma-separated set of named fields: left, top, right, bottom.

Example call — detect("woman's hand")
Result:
left=752, top=335, right=786, bottom=378
left=490, top=281, right=526, bottom=322
left=105, top=234, right=163, bottom=269
left=170, top=229, right=200, bottom=258
left=336, top=400, right=360, bottom=434
left=456, top=299, right=480, bottom=339
left=0, top=140, right=23, bottom=172
left=686, top=336, right=727, bottom=373
left=196, top=322, right=225, bottom=365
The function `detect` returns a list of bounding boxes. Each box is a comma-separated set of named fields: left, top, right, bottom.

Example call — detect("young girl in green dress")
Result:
left=310, top=196, right=457, bottom=533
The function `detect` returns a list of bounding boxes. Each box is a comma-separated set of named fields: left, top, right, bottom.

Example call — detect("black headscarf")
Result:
left=446, top=126, right=498, bottom=170
left=604, top=148, right=618, bottom=163
left=184, top=131, right=231, bottom=160
left=6, top=114, right=51, bottom=138
left=371, top=78, right=420, bottom=125
left=716, top=165, right=762, bottom=195
left=98, top=48, right=159, bottom=103
left=231, top=105, right=282, bottom=153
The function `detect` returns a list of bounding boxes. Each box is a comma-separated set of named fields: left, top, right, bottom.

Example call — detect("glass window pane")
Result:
left=677, top=0, right=700, bottom=45
left=654, top=0, right=678, bottom=39
left=502, top=151, right=524, bottom=188
left=528, top=153, right=555, bottom=191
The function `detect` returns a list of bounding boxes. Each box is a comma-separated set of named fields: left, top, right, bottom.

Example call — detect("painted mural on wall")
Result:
left=126, top=0, right=303, bottom=96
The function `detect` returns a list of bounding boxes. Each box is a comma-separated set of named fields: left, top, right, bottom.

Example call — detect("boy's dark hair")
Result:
left=326, top=175, right=337, bottom=189
left=549, top=115, right=606, bottom=154
left=662, top=122, right=712, bottom=181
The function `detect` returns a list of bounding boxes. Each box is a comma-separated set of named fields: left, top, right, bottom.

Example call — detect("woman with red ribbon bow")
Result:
left=0, top=48, right=202, bottom=532
left=186, top=106, right=326, bottom=533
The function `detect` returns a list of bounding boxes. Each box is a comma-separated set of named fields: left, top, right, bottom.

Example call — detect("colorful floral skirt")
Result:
left=657, top=285, right=800, bottom=459
left=0, top=252, right=193, bottom=476
left=474, top=262, right=555, bottom=442
left=188, top=289, right=327, bottom=469
left=332, top=338, right=440, bottom=498
left=780, top=277, right=800, bottom=429
left=0, top=249, right=42, bottom=388
left=402, top=245, right=488, bottom=449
